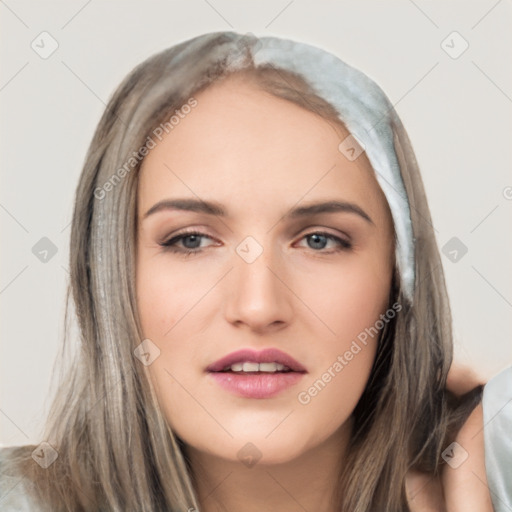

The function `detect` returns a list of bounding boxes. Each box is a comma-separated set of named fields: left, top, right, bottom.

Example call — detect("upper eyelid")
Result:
left=162, top=229, right=218, bottom=245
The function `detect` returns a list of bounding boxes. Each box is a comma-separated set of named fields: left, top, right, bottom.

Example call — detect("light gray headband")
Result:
left=200, top=32, right=416, bottom=301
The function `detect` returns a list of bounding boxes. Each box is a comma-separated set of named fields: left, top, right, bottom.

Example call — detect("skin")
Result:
left=406, top=367, right=494, bottom=511
left=135, top=74, right=492, bottom=511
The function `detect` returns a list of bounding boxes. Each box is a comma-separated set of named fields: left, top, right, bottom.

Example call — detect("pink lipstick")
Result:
left=206, top=348, right=307, bottom=399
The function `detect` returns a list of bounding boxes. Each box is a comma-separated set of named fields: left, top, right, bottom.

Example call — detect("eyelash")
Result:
left=158, top=228, right=352, bottom=257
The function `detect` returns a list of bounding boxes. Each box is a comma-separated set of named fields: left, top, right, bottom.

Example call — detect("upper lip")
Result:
left=206, top=348, right=307, bottom=373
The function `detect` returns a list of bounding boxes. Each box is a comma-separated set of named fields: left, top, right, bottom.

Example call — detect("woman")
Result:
left=1, top=31, right=510, bottom=511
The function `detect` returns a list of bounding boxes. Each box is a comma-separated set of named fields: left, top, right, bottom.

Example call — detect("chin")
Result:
left=186, top=431, right=312, bottom=467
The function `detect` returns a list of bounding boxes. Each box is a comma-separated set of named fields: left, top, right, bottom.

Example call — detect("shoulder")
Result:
left=0, top=445, right=42, bottom=512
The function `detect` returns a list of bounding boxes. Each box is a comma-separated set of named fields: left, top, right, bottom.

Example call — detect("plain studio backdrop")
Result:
left=1, top=0, right=511, bottom=446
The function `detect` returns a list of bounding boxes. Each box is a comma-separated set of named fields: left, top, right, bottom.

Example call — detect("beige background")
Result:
left=1, top=0, right=511, bottom=446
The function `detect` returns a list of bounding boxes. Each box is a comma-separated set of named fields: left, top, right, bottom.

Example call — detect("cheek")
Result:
left=293, top=253, right=392, bottom=412
left=136, top=254, right=200, bottom=339
left=297, top=342, right=377, bottom=435
left=135, top=254, right=214, bottom=424
left=298, top=254, right=392, bottom=344
left=293, top=268, right=390, bottom=437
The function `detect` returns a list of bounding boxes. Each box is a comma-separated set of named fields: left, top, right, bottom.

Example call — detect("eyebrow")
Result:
left=143, top=198, right=374, bottom=225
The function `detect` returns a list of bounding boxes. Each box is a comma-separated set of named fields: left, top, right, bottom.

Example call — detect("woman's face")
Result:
left=136, top=75, right=395, bottom=466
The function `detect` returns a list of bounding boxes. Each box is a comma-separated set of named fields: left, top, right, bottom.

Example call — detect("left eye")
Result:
left=159, top=230, right=351, bottom=254
left=297, top=232, right=351, bottom=251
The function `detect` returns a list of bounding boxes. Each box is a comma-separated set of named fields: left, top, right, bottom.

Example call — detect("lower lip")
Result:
left=207, top=371, right=306, bottom=399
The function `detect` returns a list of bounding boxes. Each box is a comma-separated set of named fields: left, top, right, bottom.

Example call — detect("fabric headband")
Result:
left=199, top=32, right=416, bottom=301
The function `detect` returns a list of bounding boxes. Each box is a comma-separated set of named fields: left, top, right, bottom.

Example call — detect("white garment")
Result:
left=483, top=365, right=512, bottom=512
left=0, top=450, right=39, bottom=511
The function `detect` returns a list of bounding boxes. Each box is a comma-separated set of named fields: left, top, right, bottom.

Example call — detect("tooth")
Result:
left=242, top=362, right=260, bottom=372
left=259, top=362, right=278, bottom=372
left=226, top=361, right=291, bottom=372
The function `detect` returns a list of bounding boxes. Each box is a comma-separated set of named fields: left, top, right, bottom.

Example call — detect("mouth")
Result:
left=206, top=347, right=307, bottom=374
left=213, top=362, right=300, bottom=374
left=206, top=348, right=307, bottom=399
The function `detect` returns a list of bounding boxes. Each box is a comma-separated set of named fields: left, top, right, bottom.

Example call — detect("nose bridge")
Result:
left=235, top=234, right=282, bottom=302
left=224, top=234, right=292, bottom=329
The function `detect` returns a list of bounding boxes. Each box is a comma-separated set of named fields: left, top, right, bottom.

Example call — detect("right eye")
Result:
left=159, top=230, right=217, bottom=256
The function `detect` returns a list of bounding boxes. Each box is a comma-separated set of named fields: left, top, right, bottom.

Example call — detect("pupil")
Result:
left=308, top=234, right=327, bottom=250
left=183, top=235, right=201, bottom=249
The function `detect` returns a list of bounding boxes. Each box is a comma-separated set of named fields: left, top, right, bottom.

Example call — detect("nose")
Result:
left=223, top=242, right=293, bottom=333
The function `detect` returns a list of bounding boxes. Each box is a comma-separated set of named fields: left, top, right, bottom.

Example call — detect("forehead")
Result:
left=137, top=75, right=388, bottom=220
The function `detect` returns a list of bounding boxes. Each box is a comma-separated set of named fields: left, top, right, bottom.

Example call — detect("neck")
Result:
left=183, top=417, right=353, bottom=512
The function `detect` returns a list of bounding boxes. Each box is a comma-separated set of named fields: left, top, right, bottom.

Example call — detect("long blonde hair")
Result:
left=1, top=31, right=482, bottom=511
